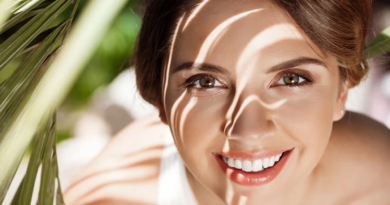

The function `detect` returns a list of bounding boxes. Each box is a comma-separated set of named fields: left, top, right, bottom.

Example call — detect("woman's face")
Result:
left=161, top=0, right=347, bottom=203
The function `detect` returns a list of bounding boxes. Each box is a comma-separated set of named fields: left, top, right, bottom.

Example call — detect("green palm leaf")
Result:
left=364, top=26, right=390, bottom=59
left=0, top=0, right=77, bottom=202
left=0, top=0, right=128, bottom=204
left=0, top=0, right=45, bottom=35
left=0, top=22, right=69, bottom=136
left=0, top=0, right=71, bottom=72
left=0, top=0, right=17, bottom=28
left=37, top=114, right=59, bottom=205
left=19, top=114, right=56, bottom=205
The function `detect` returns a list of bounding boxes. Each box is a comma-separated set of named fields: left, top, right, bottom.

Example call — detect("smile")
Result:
left=213, top=149, right=293, bottom=186
left=222, top=153, right=283, bottom=172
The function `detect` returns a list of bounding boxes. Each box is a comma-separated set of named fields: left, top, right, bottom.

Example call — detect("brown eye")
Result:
left=187, top=75, right=224, bottom=89
left=283, top=74, right=300, bottom=85
left=199, top=76, right=216, bottom=87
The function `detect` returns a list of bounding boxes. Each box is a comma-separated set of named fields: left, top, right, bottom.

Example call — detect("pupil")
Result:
left=200, top=77, right=215, bottom=87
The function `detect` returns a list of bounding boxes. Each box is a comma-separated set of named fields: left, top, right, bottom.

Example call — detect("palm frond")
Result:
left=0, top=0, right=45, bottom=35
left=0, top=22, right=69, bottom=136
left=20, top=113, right=56, bottom=205
left=0, top=0, right=71, bottom=72
left=0, top=0, right=128, bottom=204
left=0, top=0, right=77, bottom=203
left=37, top=114, right=59, bottom=205
left=0, top=0, right=17, bottom=28
left=364, top=26, right=390, bottom=59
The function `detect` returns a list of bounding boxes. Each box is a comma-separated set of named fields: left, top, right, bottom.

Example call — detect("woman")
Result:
left=65, top=0, right=390, bottom=204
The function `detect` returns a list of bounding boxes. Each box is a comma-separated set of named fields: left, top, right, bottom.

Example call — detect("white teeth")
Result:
left=269, top=156, right=275, bottom=167
left=242, top=160, right=252, bottom=172
left=252, top=159, right=263, bottom=172
left=228, top=158, right=235, bottom=167
left=234, top=160, right=242, bottom=169
left=276, top=154, right=282, bottom=161
left=263, top=157, right=270, bottom=168
left=221, top=152, right=284, bottom=172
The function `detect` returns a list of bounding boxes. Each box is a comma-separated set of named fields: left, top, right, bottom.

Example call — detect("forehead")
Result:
left=171, top=0, right=332, bottom=73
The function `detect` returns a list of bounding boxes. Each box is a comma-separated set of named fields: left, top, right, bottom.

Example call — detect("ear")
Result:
left=333, top=81, right=349, bottom=121
left=157, top=103, right=168, bottom=125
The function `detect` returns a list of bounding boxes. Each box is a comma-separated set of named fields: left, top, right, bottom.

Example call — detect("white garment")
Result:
left=157, top=136, right=198, bottom=205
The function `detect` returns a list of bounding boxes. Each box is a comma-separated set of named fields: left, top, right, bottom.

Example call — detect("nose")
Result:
left=225, top=94, right=275, bottom=142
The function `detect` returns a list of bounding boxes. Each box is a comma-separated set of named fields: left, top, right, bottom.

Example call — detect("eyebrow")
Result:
left=172, top=57, right=327, bottom=75
left=172, top=62, right=230, bottom=75
left=266, top=57, right=328, bottom=73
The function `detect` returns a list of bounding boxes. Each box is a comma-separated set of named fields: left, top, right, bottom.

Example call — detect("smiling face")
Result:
left=160, top=0, right=347, bottom=204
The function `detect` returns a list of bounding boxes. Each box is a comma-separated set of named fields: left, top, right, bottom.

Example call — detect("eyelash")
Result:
left=183, top=70, right=313, bottom=91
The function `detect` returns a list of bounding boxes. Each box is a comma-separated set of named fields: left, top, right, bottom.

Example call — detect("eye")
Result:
left=193, top=76, right=223, bottom=88
left=185, top=74, right=224, bottom=88
left=275, top=73, right=307, bottom=86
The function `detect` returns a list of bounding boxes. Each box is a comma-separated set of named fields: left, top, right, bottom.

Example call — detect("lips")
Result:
left=213, top=149, right=292, bottom=186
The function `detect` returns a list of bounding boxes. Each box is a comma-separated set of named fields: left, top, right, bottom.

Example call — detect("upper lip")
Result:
left=214, top=148, right=292, bottom=160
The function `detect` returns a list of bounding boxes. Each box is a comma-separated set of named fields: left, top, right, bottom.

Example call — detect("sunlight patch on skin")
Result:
left=208, top=28, right=229, bottom=55
left=170, top=90, right=187, bottom=139
left=225, top=182, right=248, bottom=205
left=226, top=95, right=287, bottom=136
left=182, top=0, right=210, bottom=31
left=163, top=14, right=185, bottom=112
left=225, top=178, right=235, bottom=205
left=194, top=9, right=263, bottom=63
left=222, top=139, right=231, bottom=153
left=224, top=23, right=296, bottom=135
left=179, top=97, right=198, bottom=144
left=238, top=195, right=248, bottom=205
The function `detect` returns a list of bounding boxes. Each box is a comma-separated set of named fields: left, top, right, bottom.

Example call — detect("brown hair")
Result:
left=134, top=0, right=371, bottom=106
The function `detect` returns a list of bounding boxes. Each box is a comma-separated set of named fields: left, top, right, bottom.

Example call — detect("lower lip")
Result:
left=214, top=150, right=292, bottom=186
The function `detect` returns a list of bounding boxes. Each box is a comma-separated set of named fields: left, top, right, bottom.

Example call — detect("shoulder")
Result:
left=325, top=111, right=390, bottom=202
left=64, top=113, right=171, bottom=205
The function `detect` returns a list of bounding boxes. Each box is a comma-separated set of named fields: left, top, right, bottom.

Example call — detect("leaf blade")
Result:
left=364, top=26, right=390, bottom=59
left=0, top=0, right=17, bottom=29
left=0, top=0, right=71, bottom=72
left=0, top=9, right=44, bottom=35
left=18, top=114, right=51, bottom=205
left=37, top=114, right=56, bottom=205
left=0, top=21, right=69, bottom=137
left=0, top=0, right=125, bottom=203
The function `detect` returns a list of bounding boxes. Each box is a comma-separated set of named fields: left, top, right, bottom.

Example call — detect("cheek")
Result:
left=165, top=92, right=231, bottom=196
left=271, top=85, right=336, bottom=169
left=165, top=91, right=230, bottom=155
left=277, top=94, right=334, bottom=146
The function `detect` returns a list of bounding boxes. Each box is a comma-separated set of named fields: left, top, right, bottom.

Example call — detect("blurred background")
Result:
left=3, top=0, right=390, bottom=203
left=346, top=0, right=390, bottom=125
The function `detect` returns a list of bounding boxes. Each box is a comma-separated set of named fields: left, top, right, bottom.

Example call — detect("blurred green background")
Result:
left=54, top=0, right=141, bottom=142
left=65, top=0, right=140, bottom=107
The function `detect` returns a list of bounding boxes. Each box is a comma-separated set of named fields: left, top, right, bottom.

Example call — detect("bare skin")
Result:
left=64, top=112, right=390, bottom=205
left=64, top=113, right=167, bottom=205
